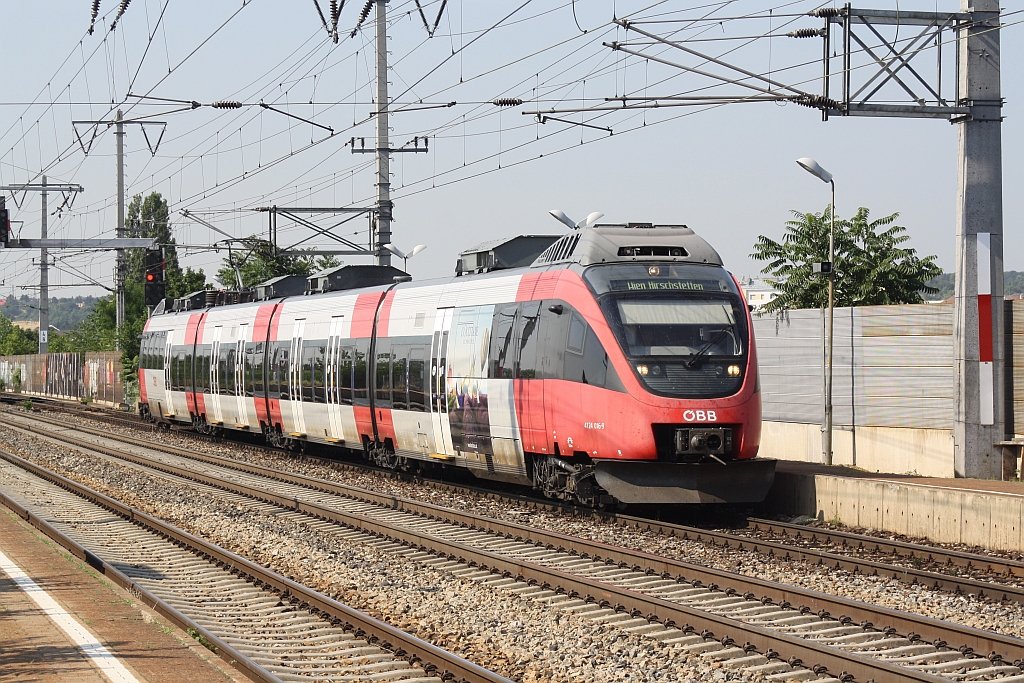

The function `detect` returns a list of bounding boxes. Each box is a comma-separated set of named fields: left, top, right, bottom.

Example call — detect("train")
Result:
left=139, top=214, right=775, bottom=505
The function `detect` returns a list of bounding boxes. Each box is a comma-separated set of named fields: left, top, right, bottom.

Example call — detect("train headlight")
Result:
left=636, top=364, right=649, bottom=376
left=727, top=364, right=741, bottom=377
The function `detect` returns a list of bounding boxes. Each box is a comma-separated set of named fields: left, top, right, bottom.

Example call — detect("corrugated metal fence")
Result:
left=755, top=300, right=1023, bottom=436
left=0, top=352, right=123, bottom=407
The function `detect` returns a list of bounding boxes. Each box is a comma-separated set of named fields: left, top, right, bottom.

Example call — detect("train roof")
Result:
left=152, top=222, right=726, bottom=317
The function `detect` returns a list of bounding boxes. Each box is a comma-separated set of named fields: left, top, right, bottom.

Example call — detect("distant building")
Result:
left=737, top=276, right=780, bottom=310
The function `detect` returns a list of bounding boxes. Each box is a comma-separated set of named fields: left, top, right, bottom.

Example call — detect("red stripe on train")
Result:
left=350, top=292, right=382, bottom=338
left=516, top=270, right=561, bottom=302
left=376, top=290, right=397, bottom=338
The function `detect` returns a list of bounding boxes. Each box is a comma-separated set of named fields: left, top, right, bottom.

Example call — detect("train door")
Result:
left=516, top=301, right=547, bottom=454
left=288, top=319, right=306, bottom=436
left=209, top=326, right=224, bottom=425
left=326, top=315, right=345, bottom=441
left=162, top=333, right=174, bottom=417
left=429, top=308, right=455, bottom=458
left=235, top=324, right=248, bottom=427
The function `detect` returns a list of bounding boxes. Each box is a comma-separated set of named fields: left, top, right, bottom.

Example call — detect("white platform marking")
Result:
left=0, top=548, right=140, bottom=683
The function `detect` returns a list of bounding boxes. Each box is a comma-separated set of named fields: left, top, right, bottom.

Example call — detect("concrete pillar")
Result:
left=953, top=0, right=1003, bottom=478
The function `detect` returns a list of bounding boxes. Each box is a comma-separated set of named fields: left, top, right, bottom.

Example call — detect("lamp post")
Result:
left=383, top=243, right=427, bottom=272
left=796, top=157, right=835, bottom=467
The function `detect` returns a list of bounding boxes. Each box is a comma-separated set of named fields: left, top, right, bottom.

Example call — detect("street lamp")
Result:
left=796, top=157, right=836, bottom=467
left=383, top=243, right=427, bottom=272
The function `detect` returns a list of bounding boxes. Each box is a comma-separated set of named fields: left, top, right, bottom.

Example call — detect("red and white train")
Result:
left=139, top=219, right=775, bottom=505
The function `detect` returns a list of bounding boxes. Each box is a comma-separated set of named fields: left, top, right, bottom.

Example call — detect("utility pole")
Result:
left=39, top=176, right=48, bottom=354
left=605, top=4, right=1004, bottom=478
left=375, top=0, right=392, bottom=267
left=115, top=109, right=126, bottom=348
left=953, top=0, right=1003, bottom=479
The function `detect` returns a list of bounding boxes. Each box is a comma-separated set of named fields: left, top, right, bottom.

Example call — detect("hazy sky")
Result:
left=1, top=0, right=1020, bottom=299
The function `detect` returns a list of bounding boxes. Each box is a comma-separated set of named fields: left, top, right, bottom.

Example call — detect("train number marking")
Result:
left=683, top=410, right=717, bottom=422
left=583, top=422, right=605, bottom=429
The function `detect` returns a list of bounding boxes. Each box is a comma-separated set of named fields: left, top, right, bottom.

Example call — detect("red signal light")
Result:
left=146, top=273, right=156, bottom=282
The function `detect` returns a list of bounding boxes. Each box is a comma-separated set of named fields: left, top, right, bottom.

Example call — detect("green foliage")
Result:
left=751, top=206, right=942, bottom=313
left=2, top=295, right=98, bottom=332
left=0, top=315, right=40, bottom=355
left=216, top=237, right=338, bottom=289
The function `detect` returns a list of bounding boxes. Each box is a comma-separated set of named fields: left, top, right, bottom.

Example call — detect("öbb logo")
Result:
left=682, top=409, right=717, bottom=422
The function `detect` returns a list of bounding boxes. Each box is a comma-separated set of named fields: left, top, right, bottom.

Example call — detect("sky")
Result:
left=1, top=0, right=1020, bottom=301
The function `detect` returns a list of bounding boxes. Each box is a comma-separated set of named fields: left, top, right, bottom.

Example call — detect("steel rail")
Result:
left=9, top=416, right=1024, bottom=682
left=0, top=447, right=513, bottom=683
left=743, top=517, right=1024, bottom=578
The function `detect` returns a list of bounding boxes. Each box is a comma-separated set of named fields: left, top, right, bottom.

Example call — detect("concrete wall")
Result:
left=760, top=421, right=955, bottom=478
left=763, top=470, right=1023, bottom=551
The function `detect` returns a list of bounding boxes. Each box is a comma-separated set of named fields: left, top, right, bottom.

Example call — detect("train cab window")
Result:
left=339, top=346, right=353, bottom=404
left=409, top=347, right=425, bottom=411
left=353, top=339, right=369, bottom=404
left=490, top=304, right=518, bottom=379
left=516, top=301, right=541, bottom=379
left=536, top=302, right=568, bottom=380
left=392, top=348, right=408, bottom=410
left=567, top=313, right=586, bottom=355
left=375, top=339, right=392, bottom=407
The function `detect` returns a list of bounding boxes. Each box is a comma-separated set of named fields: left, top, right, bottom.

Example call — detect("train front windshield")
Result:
left=584, top=263, right=749, bottom=399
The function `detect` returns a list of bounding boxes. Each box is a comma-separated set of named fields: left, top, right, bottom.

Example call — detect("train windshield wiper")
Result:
left=685, top=328, right=730, bottom=369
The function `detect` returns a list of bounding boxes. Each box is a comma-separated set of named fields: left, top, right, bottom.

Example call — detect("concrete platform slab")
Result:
left=760, top=462, right=1024, bottom=552
left=0, top=505, right=248, bottom=683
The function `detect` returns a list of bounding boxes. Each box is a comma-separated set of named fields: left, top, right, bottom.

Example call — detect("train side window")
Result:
left=353, top=339, right=368, bottom=404
left=267, top=344, right=279, bottom=397
left=313, top=343, right=326, bottom=403
left=490, top=303, right=518, bottom=379
left=516, top=301, right=541, bottom=379
left=277, top=343, right=290, bottom=400
left=224, top=346, right=235, bottom=394
left=186, top=349, right=196, bottom=393
left=408, top=347, right=425, bottom=411
left=248, top=343, right=261, bottom=397
left=339, top=346, right=353, bottom=404
left=375, top=338, right=392, bottom=407
left=392, top=346, right=407, bottom=410
left=301, top=341, right=314, bottom=402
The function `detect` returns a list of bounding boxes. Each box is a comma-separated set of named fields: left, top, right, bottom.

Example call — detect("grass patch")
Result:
left=187, top=627, right=218, bottom=653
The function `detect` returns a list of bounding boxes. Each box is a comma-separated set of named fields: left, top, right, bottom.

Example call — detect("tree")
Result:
left=124, top=191, right=207, bottom=298
left=215, top=237, right=340, bottom=289
left=751, top=206, right=942, bottom=314
left=0, top=315, right=39, bottom=355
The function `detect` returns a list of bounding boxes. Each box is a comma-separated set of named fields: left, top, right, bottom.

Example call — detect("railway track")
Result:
left=5, top=411, right=1024, bottom=682
left=0, top=448, right=510, bottom=683
left=16, top=402, right=1024, bottom=602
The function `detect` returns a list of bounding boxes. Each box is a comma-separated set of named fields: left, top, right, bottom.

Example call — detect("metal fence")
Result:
left=755, top=301, right=1024, bottom=437
left=0, top=351, right=123, bottom=407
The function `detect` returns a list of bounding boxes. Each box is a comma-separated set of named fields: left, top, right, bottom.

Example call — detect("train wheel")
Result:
left=264, top=425, right=286, bottom=449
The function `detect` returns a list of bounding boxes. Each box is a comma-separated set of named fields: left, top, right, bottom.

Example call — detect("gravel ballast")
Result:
left=0, top=422, right=762, bottom=683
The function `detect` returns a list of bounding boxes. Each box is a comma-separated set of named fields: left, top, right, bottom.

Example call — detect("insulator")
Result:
left=788, top=28, right=825, bottom=38
left=89, top=0, right=101, bottom=34
left=211, top=101, right=242, bottom=109
left=492, top=98, right=523, bottom=107
left=350, top=0, right=373, bottom=38
left=790, top=94, right=841, bottom=110
left=330, top=0, right=339, bottom=24
left=110, top=0, right=130, bottom=31
left=809, top=7, right=841, bottom=17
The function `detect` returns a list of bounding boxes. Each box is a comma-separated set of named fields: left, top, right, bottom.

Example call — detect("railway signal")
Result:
left=144, top=248, right=165, bottom=308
